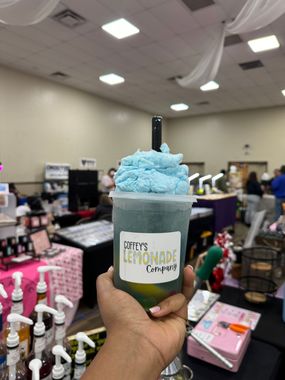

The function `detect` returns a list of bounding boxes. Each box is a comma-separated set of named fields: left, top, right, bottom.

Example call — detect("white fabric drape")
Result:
left=0, top=0, right=60, bottom=26
left=177, top=0, right=285, bottom=89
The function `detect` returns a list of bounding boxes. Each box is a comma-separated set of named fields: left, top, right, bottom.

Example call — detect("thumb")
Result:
left=96, top=266, right=115, bottom=302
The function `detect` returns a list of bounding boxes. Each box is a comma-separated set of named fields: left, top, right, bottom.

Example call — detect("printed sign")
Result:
left=79, top=157, right=97, bottom=170
left=119, top=231, right=181, bottom=284
left=45, top=163, right=70, bottom=180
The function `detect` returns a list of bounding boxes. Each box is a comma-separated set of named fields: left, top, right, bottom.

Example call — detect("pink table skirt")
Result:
left=0, top=243, right=83, bottom=325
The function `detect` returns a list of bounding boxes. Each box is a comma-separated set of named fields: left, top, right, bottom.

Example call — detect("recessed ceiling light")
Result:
left=248, top=35, right=280, bottom=53
left=99, top=73, right=125, bottom=85
left=102, top=18, right=139, bottom=39
left=281, top=89, right=285, bottom=97
left=200, top=81, right=219, bottom=91
left=170, top=103, right=189, bottom=111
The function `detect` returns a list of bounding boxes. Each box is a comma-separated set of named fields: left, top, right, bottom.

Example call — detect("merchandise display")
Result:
left=51, top=346, right=71, bottom=380
left=55, top=221, right=113, bottom=249
left=0, top=284, right=8, bottom=373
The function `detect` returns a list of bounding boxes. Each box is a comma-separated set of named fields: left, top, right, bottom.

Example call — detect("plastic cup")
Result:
left=110, top=191, right=196, bottom=309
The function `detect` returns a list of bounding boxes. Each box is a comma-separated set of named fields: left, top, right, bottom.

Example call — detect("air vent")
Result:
left=224, top=34, right=243, bottom=46
left=50, top=71, right=70, bottom=79
left=182, top=0, right=215, bottom=12
left=239, top=60, right=264, bottom=70
left=196, top=101, right=210, bottom=105
left=52, top=9, right=86, bottom=28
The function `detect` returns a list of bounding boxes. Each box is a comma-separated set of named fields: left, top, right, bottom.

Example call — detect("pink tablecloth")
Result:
left=0, top=243, right=83, bottom=325
left=0, top=260, right=48, bottom=323
left=45, top=243, right=83, bottom=306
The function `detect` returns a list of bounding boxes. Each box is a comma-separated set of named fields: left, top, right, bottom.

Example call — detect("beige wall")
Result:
left=166, top=107, right=285, bottom=177
left=0, top=65, right=162, bottom=192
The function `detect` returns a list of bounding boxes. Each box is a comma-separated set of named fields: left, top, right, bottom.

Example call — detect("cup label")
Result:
left=119, top=231, right=181, bottom=284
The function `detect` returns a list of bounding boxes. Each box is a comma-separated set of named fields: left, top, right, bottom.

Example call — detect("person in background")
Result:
left=82, top=266, right=194, bottom=380
left=216, top=169, right=228, bottom=193
left=271, top=165, right=285, bottom=220
left=91, top=194, right=113, bottom=222
left=101, top=168, right=116, bottom=193
left=9, top=183, right=21, bottom=205
left=245, top=171, right=263, bottom=225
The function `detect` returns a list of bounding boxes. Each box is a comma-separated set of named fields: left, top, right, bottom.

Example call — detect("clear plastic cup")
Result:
left=110, top=191, right=196, bottom=309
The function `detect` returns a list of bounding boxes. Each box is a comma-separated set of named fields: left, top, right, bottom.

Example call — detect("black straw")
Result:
left=152, top=116, right=162, bottom=152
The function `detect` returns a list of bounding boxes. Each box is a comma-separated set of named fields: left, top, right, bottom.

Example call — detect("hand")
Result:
left=93, top=266, right=195, bottom=379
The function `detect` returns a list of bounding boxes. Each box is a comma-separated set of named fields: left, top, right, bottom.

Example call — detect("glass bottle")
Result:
left=3, top=313, right=33, bottom=380
left=26, top=304, right=58, bottom=380
left=30, top=266, right=62, bottom=350
left=4, top=272, right=30, bottom=359
left=54, top=296, right=73, bottom=380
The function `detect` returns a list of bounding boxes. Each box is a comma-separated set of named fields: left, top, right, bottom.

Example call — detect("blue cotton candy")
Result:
left=115, top=144, right=189, bottom=195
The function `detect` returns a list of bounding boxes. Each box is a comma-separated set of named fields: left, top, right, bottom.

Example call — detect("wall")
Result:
left=0, top=65, right=160, bottom=193
left=166, top=107, right=285, bottom=177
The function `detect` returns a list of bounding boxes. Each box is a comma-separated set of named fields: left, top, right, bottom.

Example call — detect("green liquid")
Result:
left=113, top=197, right=191, bottom=309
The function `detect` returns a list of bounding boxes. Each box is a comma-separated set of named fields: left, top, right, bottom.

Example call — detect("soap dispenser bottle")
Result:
left=0, top=284, right=8, bottom=374
left=26, top=304, right=59, bottom=380
left=54, top=296, right=73, bottom=380
left=29, top=359, right=42, bottom=380
left=51, top=346, right=72, bottom=380
left=4, top=313, right=33, bottom=380
left=5, top=272, right=31, bottom=359
left=73, top=333, right=95, bottom=380
left=30, top=266, right=62, bottom=348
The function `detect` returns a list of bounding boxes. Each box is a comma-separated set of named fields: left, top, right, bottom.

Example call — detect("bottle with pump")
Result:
left=30, top=266, right=62, bottom=349
left=51, top=346, right=71, bottom=380
left=26, top=304, right=59, bottom=380
left=54, top=296, right=73, bottom=380
left=4, top=313, right=33, bottom=380
left=29, top=359, right=42, bottom=380
left=5, top=272, right=31, bottom=359
left=0, top=284, right=8, bottom=376
left=73, top=332, right=95, bottom=380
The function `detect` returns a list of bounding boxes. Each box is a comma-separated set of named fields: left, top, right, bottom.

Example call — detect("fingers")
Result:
left=149, top=293, right=186, bottom=318
left=183, top=265, right=195, bottom=302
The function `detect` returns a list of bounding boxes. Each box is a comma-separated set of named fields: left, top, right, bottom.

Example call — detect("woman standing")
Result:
left=245, top=171, right=263, bottom=225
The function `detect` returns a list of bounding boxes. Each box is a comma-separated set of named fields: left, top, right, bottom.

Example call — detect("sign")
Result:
left=79, top=157, right=97, bottom=170
left=45, top=163, right=70, bottom=180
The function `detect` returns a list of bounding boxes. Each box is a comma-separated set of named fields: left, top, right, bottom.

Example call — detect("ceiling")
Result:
left=1, top=0, right=285, bottom=118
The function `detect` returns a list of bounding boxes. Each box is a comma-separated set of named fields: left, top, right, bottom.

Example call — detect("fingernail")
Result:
left=186, top=265, right=194, bottom=271
left=149, top=305, right=161, bottom=314
left=108, top=266, right=114, bottom=272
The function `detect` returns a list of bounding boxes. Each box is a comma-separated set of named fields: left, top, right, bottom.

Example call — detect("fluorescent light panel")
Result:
left=99, top=73, right=125, bottom=85
left=248, top=35, right=280, bottom=53
left=102, top=18, right=139, bottom=39
left=170, top=103, right=189, bottom=111
left=282, top=89, right=285, bottom=97
left=200, top=81, right=219, bottom=91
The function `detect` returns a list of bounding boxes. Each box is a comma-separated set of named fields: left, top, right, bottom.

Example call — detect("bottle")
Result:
left=30, top=266, right=62, bottom=349
left=5, top=272, right=31, bottom=359
left=54, top=296, right=73, bottom=380
left=51, top=346, right=71, bottom=380
left=73, top=333, right=95, bottom=380
left=26, top=304, right=59, bottom=380
left=3, top=313, right=33, bottom=380
left=0, top=284, right=8, bottom=375
left=29, top=359, right=42, bottom=380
